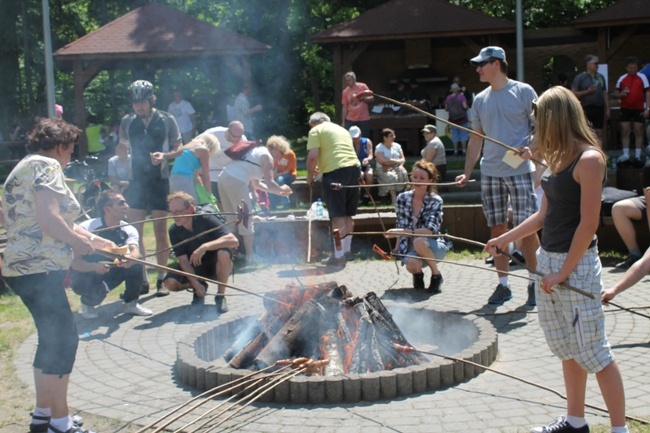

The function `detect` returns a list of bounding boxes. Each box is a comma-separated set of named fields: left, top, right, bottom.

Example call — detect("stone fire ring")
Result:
left=176, top=305, right=498, bottom=404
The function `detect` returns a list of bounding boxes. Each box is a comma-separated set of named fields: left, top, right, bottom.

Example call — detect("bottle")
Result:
left=316, top=198, right=324, bottom=220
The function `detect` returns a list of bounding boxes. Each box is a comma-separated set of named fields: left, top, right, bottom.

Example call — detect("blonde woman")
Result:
left=266, top=135, right=297, bottom=209
left=485, top=86, right=628, bottom=433
left=168, top=134, right=220, bottom=203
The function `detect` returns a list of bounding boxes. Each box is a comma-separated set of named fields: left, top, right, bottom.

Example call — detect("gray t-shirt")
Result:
left=421, top=136, right=446, bottom=167
left=470, top=79, right=536, bottom=177
left=571, top=72, right=606, bottom=107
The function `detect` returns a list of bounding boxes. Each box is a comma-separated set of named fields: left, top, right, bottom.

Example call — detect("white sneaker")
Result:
left=124, top=301, right=152, bottom=316
left=618, top=153, right=629, bottom=162
left=81, top=303, right=98, bottom=319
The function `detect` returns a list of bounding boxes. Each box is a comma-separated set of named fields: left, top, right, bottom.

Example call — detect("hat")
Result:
left=470, top=46, right=506, bottom=66
left=421, top=124, right=437, bottom=134
left=450, top=83, right=461, bottom=92
left=349, top=125, right=361, bottom=138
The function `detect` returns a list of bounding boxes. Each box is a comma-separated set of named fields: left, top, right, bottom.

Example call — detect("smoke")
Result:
left=388, top=306, right=479, bottom=356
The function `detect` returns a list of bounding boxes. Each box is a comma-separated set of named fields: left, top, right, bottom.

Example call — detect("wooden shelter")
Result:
left=312, top=0, right=515, bottom=153
left=54, top=3, right=270, bottom=155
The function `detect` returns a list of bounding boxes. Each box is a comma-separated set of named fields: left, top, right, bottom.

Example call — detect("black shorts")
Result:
left=124, top=176, right=170, bottom=212
left=619, top=108, right=645, bottom=123
left=583, top=105, right=605, bottom=129
left=163, top=249, right=232, bottom=286
left=322, top=165, right=360, bottom=218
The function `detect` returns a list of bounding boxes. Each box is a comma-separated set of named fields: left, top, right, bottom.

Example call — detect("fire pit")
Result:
left=176, top=283, right=498, bottom=404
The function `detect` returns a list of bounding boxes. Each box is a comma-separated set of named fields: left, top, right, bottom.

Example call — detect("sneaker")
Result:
left=215, top=295, right=229, bottom=314
left=80, top=304, right=98, bottom=319
left=48, top=425, right=95, bottom=433
left=617, top=153, right=629, bottom=162
left=526, top=281, right=536, bottom=306
left=615, top=254, right=642, bottom=269
left=123, top=301, right=152, bottom=316
left=454, top=149, right=461, bottom=156
left=325, top=255, right=346, bottom=267
left=488, top=284, right=512, bottom=305
left=140, top=281, right=150, bottom=295
left=485, top=255, right=494, bottom=265
left=156, top=279, right=170, bottom=297
left=412, top=272, right=425, bottom=290
left=429, top=274, right=443, bottom=294
left=530, top=416, right=589, bottom=433
left=191, top=293, right=205, bottom=306
left=509, top=250, right=526, bottom=266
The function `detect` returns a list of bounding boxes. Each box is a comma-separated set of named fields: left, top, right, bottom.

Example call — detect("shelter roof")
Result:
left=574, top=0, right=650, bottom=28
left=312, top=0, right=515, bottom=43
left=54, top=3, right=270, bottom=61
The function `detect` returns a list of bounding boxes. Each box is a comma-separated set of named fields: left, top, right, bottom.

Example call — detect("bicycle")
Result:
left=64, top=155, right=111, bottom=219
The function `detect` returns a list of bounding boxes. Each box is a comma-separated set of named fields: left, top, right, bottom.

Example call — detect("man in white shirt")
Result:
left=168, top=89, right=196, bottom=143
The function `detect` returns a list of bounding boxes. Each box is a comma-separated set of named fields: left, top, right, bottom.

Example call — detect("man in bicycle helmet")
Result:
left=120, top=79, right=182, bottom=296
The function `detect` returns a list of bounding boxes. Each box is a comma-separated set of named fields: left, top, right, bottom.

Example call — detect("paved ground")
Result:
left=14, top=256, right=650, bottom=432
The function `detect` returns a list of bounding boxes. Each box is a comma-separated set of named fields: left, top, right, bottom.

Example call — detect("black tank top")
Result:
left=541, top=150, right=598, bottom=252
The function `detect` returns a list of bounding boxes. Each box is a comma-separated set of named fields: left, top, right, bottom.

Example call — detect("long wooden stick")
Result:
left=134, top=364, right=282, bottom=433
left=409, top=345, right=649, bottom=425
left=365, top=91, right=546, bottom=167
left=330, top=179, right=475, bottom=190
left=97, top=250, right=289, bottom=305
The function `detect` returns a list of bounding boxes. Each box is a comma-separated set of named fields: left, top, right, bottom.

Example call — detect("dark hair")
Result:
left=625, top=56, right=639, bottom=67
left=381, top=128, right=395, bottom=138
left=497, top=58, right=508, bottom=74
left=26, top=118, right=81, bottom=153
left=96, top=190, right=121, bottom=218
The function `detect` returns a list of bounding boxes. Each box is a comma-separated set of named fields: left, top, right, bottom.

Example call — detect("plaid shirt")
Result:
left=394, top=190, right=443, bottom=255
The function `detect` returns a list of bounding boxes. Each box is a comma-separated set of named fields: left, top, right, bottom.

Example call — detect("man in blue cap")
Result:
left=455, top=46, right=540, bottom=307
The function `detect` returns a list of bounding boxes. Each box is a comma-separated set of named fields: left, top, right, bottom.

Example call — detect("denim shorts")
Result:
left=401, top=237, right=449, bottom=265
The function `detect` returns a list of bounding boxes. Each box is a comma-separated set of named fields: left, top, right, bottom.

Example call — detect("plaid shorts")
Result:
left=481, top=172, right=538, bottom=227
left=536, top=247, right=615, bottom=373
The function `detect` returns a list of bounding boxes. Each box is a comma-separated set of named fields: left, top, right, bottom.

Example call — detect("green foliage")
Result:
left=0, top=0, right=621, bottom=140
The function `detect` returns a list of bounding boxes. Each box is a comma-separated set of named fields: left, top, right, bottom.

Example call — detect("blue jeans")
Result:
left=269, top=174, right=295, bottom=208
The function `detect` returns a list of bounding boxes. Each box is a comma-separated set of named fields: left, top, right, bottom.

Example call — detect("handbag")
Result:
left=195, top=183, right=219, bottom=210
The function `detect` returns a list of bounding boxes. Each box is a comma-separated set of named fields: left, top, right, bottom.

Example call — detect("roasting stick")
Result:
left=97, top=250, right=289, bottom=306
left=145, top=367, right=291, bottom=433
left=392, top=343, right=649, bottom=425
left=330, top=179, right=474, bottom=190
left=134, top=363, right=285, bottom=433
left=358, top=90, right=547, bottom=168
left=372, top=245, right=532, bottom=282
left=368, top=230, right=595, bottom=300
left=307, top=184, right=313, bottom=263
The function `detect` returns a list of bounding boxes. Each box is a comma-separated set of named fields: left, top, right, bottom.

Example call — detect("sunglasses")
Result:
left=475, top=59, right=495, bottom=68
left=113, top=199, right=127, bottom=206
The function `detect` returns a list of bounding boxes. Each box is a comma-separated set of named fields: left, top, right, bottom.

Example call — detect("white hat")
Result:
left=470, top=46, right=506, bottom=66
left=349, top=125, right=361, bottom=138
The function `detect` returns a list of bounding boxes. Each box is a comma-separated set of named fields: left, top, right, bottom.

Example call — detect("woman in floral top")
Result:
left=3, top=118, right=115, bottom=433
left=386, top=160, right=448, bottom=293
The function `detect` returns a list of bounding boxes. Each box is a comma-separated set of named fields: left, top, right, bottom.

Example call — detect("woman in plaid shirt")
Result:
left=386, top=160, right=448, bottom=293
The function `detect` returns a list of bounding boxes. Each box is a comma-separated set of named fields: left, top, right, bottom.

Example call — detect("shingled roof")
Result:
left=312, top=0, right=514, bottom=43
left=574, top=0, right=650, bottom=28
left=55, top=3, right=270, bottom=61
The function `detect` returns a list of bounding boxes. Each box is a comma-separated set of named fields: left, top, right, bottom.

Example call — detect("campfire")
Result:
left=224, top=282, right=425, bottom=375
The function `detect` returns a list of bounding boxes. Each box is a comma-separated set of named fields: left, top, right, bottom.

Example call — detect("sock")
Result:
left=565, top=415, right=587, bottom=428
left=623, top=148, right=630, bottom=156
left=333, top=247, right=344, bottom=259
left=611, top=426, right=629, bottom=433
left=630, top=248, right=642, bottom=257
left=342, top=235, right=352, bottom=254
left=498, top=276, right=509, bottom=287
left=49, top=416, right=72, bottom=433
left=157, top=273, right=164, bottom=281
left=32, top=407, right=51, bottom=424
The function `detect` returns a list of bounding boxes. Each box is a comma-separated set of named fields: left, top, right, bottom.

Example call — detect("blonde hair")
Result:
left=197, top=134, right=220, bottom=154
left=266, top=135, right=291, bottom=155
left=532, top=86, right=603, bottom=174
left=411, top=159, right=440, bottom=192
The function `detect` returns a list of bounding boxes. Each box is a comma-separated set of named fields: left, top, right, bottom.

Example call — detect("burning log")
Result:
left=320, top=331, right=345, bottom=376
left=228, top=314, right=283, bottom=369
left=348, top=302, right=384, bottom=374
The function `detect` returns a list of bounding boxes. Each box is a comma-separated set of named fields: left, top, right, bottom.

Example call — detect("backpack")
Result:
left=447, top=95, right=466, bottom=121
left=224, top=140, right=257, bottom=161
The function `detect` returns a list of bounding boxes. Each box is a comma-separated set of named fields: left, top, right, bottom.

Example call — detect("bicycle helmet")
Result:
left=128, top=80, right=154, bottom=103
